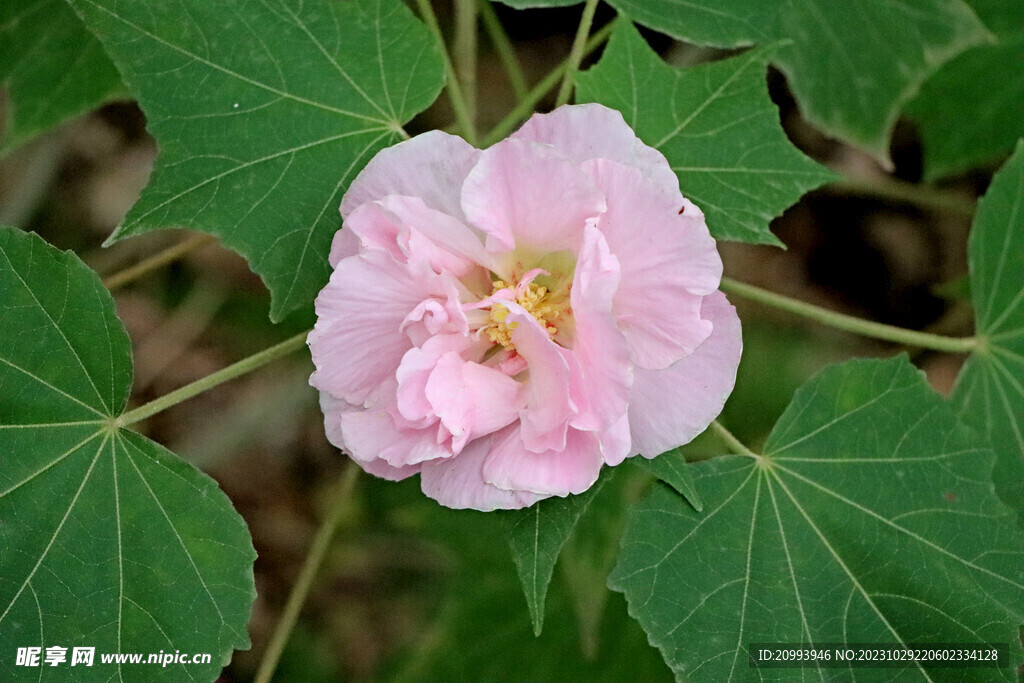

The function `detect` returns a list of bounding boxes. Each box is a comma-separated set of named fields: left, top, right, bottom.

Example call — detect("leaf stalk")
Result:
left=478, top=0, right=529, bottom=104
left=711, top=420, right=759, bottom=458
left=102, top=233, right=217, bottom=290
left=415, top=0, right=479, bottom=144
left=828, top=174, right=976, bottom=217
left=720, top=277, right=977, bottom=353
left=555, top=0, right=601, bottom=107
left=481, top=19, right=615, bottom=147
left=254, top=464, right=360, bottom=683
left=117, top=330, right=310, bottom=426
left=454, top=0, right=479, bottom=125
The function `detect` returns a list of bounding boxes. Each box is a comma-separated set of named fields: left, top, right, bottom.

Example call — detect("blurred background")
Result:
left=0, top=2, right=986, bottom=680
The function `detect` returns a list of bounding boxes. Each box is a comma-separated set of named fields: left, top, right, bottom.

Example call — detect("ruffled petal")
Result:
left=309, top=248, right=433, bottom=406
left=512, top=103, right=680, bottom=199
left=425, top=351, right=524, bottom=452
left=627, top=291, right=742, bottom=458
left=420, top=432, right=547, bottom=510
left=483, top=426, right=604, bottom=496
left=504, top=303, right=577, bottom=452
left=328, top=226, right=360, bottom=268
left=352, top=456, right=421, bottom=482
left=316, top=390, right=356, bottom=452
left=395, top=334, right=475, bottom=426
left=342, top=201, right=408, bottom=263
left=583, top=158, right=722, bottom=370
left=374, top=195, right=496, bottom=278
left=568, top=225, right=632, bottom=431
left=344, top=196, right=491, bottom=277
left=600, top=413, right=632, bottom=466
left=317, top=390, right=422, bottom=480
left=341, top=406, right=451, bottom=468
left=341, top=130, right=481, bottom=220
left=400, top=274, right=470, bottom=347
left=461, top=138, right=606, bottom=255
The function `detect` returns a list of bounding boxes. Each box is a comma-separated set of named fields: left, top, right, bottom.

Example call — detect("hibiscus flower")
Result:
left=309, top=103, right=742, bottom=510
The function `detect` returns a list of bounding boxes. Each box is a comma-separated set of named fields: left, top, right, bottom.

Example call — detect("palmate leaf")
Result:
left=576, top=21, right=836, bottom=246
left=67, top=0, right=445, bottom=321
left=610, top=356, right=1024, bottom=681
left=0, top=227, right=255, bottom=681
left=905, top=0, right=1024, bottom=180
left=603, top=0, right=992, bottom=165
left=951, top=140, right=1024, bottom=516
left=0, top=0, right=123, bottom=155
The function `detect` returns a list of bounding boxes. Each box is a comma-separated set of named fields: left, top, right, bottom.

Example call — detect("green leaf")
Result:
left=576, top=21, right=837, bottom=246
left=632, top=449, right=702, bottom=512
left=605, top=0, right=992, bottom=165
left=0, top=226, right=255, bottom=681
left=905, top=1, right=1024, bottom=180
left=951, top=140, right=1024, bottom=516
left=67, top=0, right=445, bottom=321
left=0, top=0, right=123, bottom=155
left=499, top=472, right=609, bottom=636
left=610, top=356, right=1024, bottom=680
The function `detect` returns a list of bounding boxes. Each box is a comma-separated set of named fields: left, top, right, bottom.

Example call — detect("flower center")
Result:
left=484, top=279, right=559, bottom=348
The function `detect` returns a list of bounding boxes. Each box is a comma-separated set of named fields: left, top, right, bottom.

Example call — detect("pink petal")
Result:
left=373, top=195, right=496, bottom=279
left=353, top=456, right=421, bottom=482
left=420, top=432, right=547, bottom=510
left=316, top=390, right=357, bottom=452
left=601, top=413, right=632, bottom=466
left=341, top=130, right=481, bottom=220
left=309, top=248, right=433, bottom=406
left=396, top=275, right=470, bottom=349
left=316, top=391, right=422, bottom=480
left=512, top=103, right=680, bottom=200
left=568, top=226, right=632, bottom=431
left=425, top=352, right=524, bottom=452
left=341, top=405, right=452, bottom=468
left=343, top=201, right=408, bottom=263
left=627, top=291, right=742, bottom=458
left=343, top=196, right=492, bottom=279
left=461, top=138, right=606, bottom=254
left=395, top=334, right=476, bottom=426
left=504, top=303, right=578, bottom=452
left=328, top=227, right=360, bottom=268
left=583, top=158, right=722, bottom=370
left=483, top=426, right=605, bottom=496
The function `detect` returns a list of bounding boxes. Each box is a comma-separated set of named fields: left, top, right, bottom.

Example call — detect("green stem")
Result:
left=478, top=0, right=528, bottom=104
left=720, top=277, right=977, bottom=353
left=117, top=330, right=310, bottom=426
left=454, top=0, right=478, bottom=125
left=415, top=0, right=478, bottom=144
left=102, top=233, right=217, bottom=290
left=554, top=0, right=600, bottom=107
left=481, top=19, right=615, bottom=147
left=711, top=420, right=759, bottom=458
left=829, top=175, right=976, bottom=217
left=254, top=464, right=361, bottom=683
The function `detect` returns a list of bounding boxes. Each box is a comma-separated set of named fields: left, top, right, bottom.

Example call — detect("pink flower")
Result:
left=308, top=104, right=742, bottom=511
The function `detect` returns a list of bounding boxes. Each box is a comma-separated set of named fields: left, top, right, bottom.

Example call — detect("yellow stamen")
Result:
left=484, top=279, right=559, bottom=348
